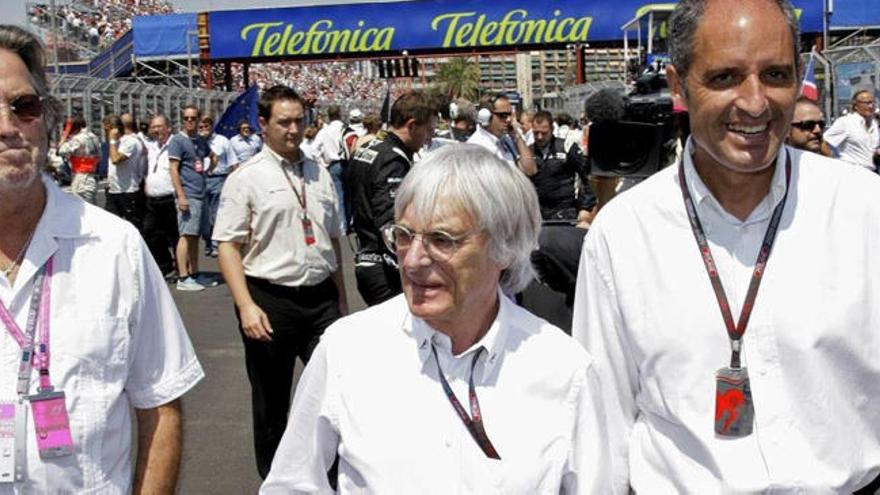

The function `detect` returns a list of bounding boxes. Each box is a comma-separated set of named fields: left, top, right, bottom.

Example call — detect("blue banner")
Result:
left=215, top=85, right=261, bottom=138
left=133, top=13, right=198, bottom=58
left=207, top=0, right=823, bottom=60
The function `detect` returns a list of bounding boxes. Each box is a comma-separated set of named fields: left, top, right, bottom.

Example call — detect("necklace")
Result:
left=0, top=228, right=37, bottom=279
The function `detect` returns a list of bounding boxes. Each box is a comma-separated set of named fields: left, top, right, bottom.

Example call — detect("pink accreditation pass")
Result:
left=29, top=388, right=73, bottom=459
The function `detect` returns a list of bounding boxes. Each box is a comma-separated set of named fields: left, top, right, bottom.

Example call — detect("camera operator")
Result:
left=529, top=110, right=596, bottom=228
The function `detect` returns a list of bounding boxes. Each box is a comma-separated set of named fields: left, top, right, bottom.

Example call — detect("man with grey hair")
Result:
left=262, top=144, right=611, bottom=493
left=823, top=89, right=880, bottom=169
left=0, top=25, right=203, bottom=492
left=573, top=0, right=880, bottom=492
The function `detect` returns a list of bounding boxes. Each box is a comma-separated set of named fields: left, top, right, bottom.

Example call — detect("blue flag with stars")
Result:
left=215, top=85, right=260, bottom=138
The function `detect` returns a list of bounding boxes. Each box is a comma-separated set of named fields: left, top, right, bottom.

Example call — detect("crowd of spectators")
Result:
left=28, top=0, right=177, bottom=58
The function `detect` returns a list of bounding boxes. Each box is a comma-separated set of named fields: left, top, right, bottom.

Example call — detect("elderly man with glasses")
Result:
left=786, top=97, right=833, bottom=156
left=824, top=89, right=880, bottom=170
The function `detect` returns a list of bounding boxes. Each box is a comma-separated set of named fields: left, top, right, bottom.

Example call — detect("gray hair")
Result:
left=0, top=25, right=61, bottom=130
left=393, top=144, right=541, bottom=295
left=668, top=0, right=801, bottom=93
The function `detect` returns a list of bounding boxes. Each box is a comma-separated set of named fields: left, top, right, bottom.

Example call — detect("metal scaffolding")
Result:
left=49, top=74, right=238, bottom=137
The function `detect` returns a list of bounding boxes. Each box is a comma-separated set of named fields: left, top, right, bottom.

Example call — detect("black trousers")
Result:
left=105, top=192, right=143, bottom=231
left=237, top=276, right=341, bottom=479
left=142, top=195, right=178, bottom=274
left=355, top=262, right=402, bottom=306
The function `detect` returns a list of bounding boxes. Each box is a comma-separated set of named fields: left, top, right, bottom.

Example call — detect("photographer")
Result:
left=467, top=92, right=536, bottom=176
left=529, top=110, right=596, bottom=228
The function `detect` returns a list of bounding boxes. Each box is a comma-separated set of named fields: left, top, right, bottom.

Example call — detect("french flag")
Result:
left=800, top=52, right=819, bottom=101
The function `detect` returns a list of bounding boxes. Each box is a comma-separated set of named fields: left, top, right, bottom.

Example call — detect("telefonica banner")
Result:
left=207, top=0, right=822, bottom=60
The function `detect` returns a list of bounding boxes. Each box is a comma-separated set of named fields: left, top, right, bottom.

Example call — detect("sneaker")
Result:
left=209, top=248, right=219, bottom=258
left=176, top=276, right=205, bottom=292
left=195, top=273, right=219, bottom=288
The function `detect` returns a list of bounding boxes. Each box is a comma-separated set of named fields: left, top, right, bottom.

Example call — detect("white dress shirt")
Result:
left=261, top=293, right=611, bottom=494
left=108, top=133, right=145, bottom=194
left=824, top=112, right=879, bottom=170
left=0, top=176, right=204, bottom=493
left=572, top=141, right=880, bottom=493
left=229, top=133, right=262, bottom=167
left=467, top=125, right=517, bottom=168
left=315, top=120, right=345, bottom=166
left=144, top=138, right=175, bottom=197
left=212, top=147, right=341, bottom=287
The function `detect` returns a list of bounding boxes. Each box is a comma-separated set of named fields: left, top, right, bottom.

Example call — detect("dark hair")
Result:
left=389, top=90, right=434, bottom=129
left=182, top=103, right=200, bottom=116
left=479, top=92, right=509, bottom=112
left=70, top=114, right=87, bottom=133
left=258, top=85, right=303, bottom=121
left=102, top=115, right=123, bottom=134
left=668, top=0, right=801, bottom=93
left=0, top=25, right=61, bottom=129
left=533, top=110, right=553, bottom=125
left=327, top=105, right=341, bottom=121
left=556, top=112, right=574, bottom=127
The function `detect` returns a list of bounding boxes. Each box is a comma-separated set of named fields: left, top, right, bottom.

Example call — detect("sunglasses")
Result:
left=791, top=119, right=825, bottom=131
left=3, top=94, right=43, bottom=121
left=182, top=116, right=199, bottom=122
left=493, top=111, right=512, bottom=119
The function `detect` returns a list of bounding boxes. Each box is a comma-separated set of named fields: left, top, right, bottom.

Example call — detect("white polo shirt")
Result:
left=467, top=125, right=517, bottom=168
left=0, top=176, right=204, bottom=493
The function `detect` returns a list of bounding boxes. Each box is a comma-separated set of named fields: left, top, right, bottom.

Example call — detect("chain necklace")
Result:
left=0, top=227, right=37, bottom=279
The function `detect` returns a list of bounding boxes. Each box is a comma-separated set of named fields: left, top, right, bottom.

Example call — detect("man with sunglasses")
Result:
left=786, top=97, right=833, bottom=156
left=0, top=25, right=203, bottom=493
left=824, top=90, right=880, bottom=170
left=467, top=93, right=537, bottom=176
left=57, top=113, right=100, bottom=205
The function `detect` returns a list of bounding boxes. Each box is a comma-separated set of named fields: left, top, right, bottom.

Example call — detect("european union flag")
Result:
left=215, top=85, right=261, bottom=138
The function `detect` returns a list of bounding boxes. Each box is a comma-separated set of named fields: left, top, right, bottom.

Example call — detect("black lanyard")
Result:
left=431, top=344, right=500, bottom=460
left=678, top=155, right=792, bottom=368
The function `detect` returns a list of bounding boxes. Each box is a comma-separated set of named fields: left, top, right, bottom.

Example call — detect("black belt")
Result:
left=208, top=173, right=230, bottom=178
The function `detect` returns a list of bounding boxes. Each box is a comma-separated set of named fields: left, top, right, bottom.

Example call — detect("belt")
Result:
left=208, top=173, right=230, bottom=178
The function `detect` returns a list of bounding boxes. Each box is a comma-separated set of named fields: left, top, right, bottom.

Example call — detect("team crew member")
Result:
left=467, top=93, right=537, bottom=176
left=347, top=91, right=435, bottom=306
left=529, top=110, right=596, bottom=227
left=0, top=24, right=203, bottom=492
left=573, top=0, right=880, bottom=491
left=57, top=113, right=100, bottom=204
left=214, top=85, right=348, bottom=479
left=823, top=89, right=880, bottom=169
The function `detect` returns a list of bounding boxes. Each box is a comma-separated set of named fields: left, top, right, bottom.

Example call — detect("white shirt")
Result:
left=0, top=176, right=204, bottom=493
left=144, top=137, right=174, bottom=197
left=315, top=120, right=345, bottom=166
left=108, top=133, right=145, bottom=194
left=261, top=293, right=611, bottom=494
left=206, top=133, right=232, bottom=176
left=467, top=125, right=516, bottom=167
left=824, top=112, right=879, bottom=170
left=572, top=141, right=880, bottom=493
left=229, top=133, right=262, bottom=167
left=212, top=147, right=341, bottom=287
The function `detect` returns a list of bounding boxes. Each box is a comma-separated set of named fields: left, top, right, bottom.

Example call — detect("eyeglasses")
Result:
left=1, top=94, right=43, bottom=122
left=492, top=111, right=512, bottom=119
left=182, top=115, right=199, bottom=122
left=382, top=224, right=477, bottom=261
left=791, top=119, right=825, bottom=131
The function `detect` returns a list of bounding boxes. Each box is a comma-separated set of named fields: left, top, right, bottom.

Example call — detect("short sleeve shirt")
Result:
left=212, top=147, right=341, bottom=287
left=167, top=133, right=207, bottom=199
left=108, top=134, right=145, bottom=194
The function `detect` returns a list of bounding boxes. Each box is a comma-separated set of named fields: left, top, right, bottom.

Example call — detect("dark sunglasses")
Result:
left=182, top=116, right=199, bottom=122
left=4, top=94, right=43, bottom=121
left=493, top=111, right=512, bottom=119
left=791, top=119, right=825, bottom=131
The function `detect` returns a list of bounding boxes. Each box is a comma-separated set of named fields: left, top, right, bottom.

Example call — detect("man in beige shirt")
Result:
left=213, top=85, right=348, bottom=479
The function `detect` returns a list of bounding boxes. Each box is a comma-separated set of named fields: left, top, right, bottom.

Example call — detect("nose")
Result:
left=736, top=75, right=770, bottom=118
left=401, top=235, right=432, bottom=269
left=0, top=105, right=19, bottom=139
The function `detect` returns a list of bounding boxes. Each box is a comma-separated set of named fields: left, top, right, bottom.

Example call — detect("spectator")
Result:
left=824, top=89, right=880, bottom=169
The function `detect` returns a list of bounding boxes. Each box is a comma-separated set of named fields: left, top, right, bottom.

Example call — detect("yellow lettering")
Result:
left=326, top=29, right=351, bottom=52
left=479, top=21, right=499, bottom=46
left=555, top=18, right=574, bottom=42
left=572, top=17, right=592, bottom=41
left=359, top=28, right=378, bottom=51
left=499, top=9, right=527, bottom=45
left=454, top=22, right=474, bottom=46
left=431, top=12, right=475, bottom=48
left=375, top=28, right=393, bottom=50
left=240, top=22, right=282, bottom=57
left=264, top=32, right=282, bottom=55
left=521, top=19, right=546, bottom=43
left=287, top=31, right=305, bottom=54
left=307, top=20, right=332, bottom=53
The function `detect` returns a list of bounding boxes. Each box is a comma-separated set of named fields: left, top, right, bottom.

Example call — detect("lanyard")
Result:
left=0, top=258, right=54, bottom=397
left=678, top=156, right=791, bottom=369
left=281, top=161, right=308, bottom=214
left=431, top=343, right=500, bottom=460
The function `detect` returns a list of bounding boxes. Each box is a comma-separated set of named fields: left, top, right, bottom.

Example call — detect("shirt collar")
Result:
left=406, top=286, right=509, bottom=375
left=477, top=125, right=500, bottom=146
left=681, top=137, right=789, bottom=225
left=263, top=145, right=305, bottom=170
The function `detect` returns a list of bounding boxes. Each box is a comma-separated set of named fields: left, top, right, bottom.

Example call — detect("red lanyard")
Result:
left=431, top=343, right=500, bottom=460
left=0, top=257, right=55, bottom=396
left=678, top=157, right=791, bottom=368
left=281, top=161, right=307, bottom=213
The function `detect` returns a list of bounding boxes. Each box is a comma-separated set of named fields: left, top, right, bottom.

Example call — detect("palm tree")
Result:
left=434, top=57, right=481, bottom=101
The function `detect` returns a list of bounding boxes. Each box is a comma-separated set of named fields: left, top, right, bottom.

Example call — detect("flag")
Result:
left=215, top=85, right=261, bottom=138
left=380, top=86, right=392, bottom=125
left=800, top=51, right=819, bottom=102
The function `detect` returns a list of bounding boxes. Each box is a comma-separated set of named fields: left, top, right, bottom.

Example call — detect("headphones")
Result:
left=477, top=108, right=492, bottom=127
